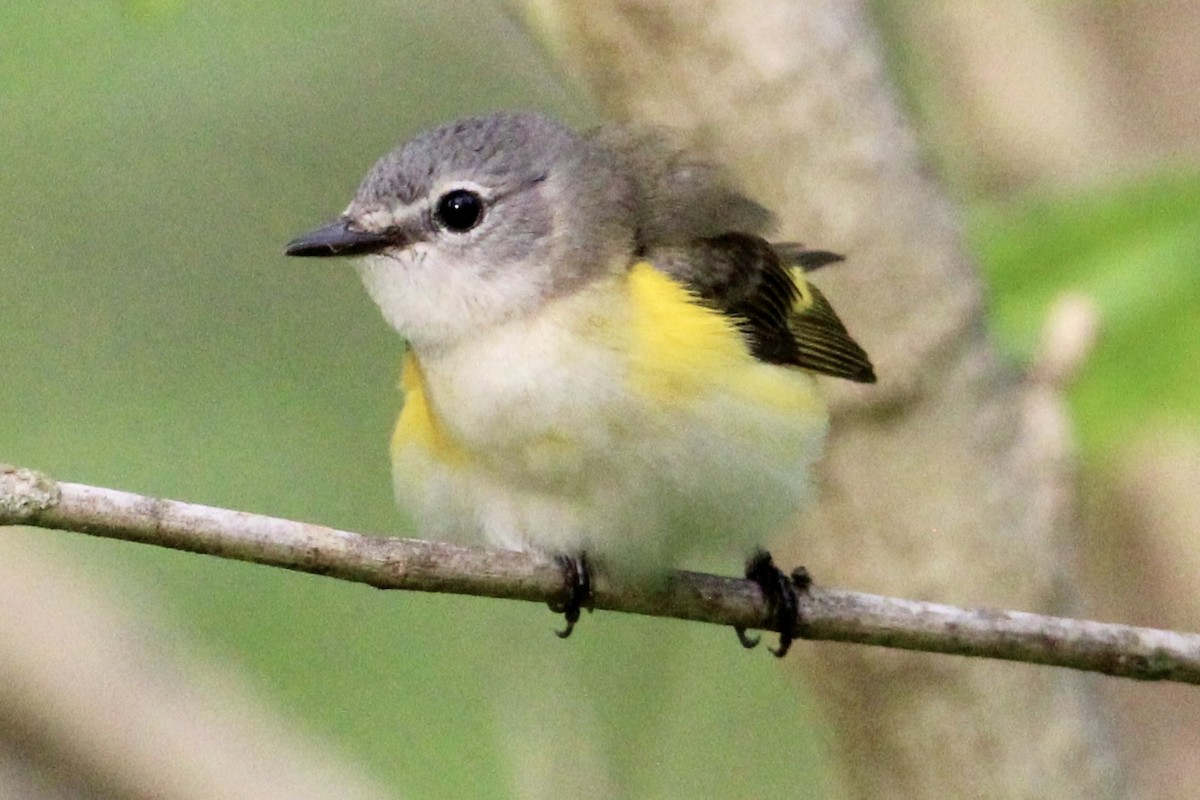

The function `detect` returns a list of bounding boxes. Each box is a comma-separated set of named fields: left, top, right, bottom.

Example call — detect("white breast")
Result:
left=393, top=278, right=828, bottom=571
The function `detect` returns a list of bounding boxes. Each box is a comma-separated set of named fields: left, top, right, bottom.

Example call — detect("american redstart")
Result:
left=286, top=112, right=874, bottom=655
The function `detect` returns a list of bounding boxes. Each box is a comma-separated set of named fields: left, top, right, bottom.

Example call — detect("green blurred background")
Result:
left=2, top=3, right=832, bottom=797
left=3, top=2, right=1198, bottom=797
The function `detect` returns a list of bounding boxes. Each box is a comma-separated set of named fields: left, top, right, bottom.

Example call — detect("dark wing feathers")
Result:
left=650, top=233, right=876, bottom=384
left=771, top=243, right=844, bottom=272
left=790, top=284, right=877, bottom=382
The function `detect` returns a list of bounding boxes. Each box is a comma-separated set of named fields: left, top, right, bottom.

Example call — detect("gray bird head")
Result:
left=286, top=112, right=638, bottom=350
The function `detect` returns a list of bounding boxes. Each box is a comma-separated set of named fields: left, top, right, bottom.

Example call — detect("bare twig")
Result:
left=3, top=463, right=1198, bottom=683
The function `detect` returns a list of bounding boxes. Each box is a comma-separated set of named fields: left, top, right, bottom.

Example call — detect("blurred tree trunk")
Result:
left=880, top=1, right=1200, bottom=193
left=514, top=1, right=1123, bottom=797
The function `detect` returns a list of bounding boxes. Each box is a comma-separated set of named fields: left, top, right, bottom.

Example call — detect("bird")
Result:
left=285, top=112, right=874, bottom=656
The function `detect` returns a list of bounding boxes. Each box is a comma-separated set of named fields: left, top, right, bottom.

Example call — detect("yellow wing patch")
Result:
left=790, top=267, right=816, bottom=311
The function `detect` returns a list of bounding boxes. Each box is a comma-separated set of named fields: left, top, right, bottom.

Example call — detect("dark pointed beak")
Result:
left=284, top=218, right=396, bottom=257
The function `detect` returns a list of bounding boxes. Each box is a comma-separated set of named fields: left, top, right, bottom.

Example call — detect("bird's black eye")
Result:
left=434, top=189, right=484, bottom=233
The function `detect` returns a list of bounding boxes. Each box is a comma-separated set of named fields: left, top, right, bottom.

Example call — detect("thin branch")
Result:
left=3, top=464, right=1198, bottom=683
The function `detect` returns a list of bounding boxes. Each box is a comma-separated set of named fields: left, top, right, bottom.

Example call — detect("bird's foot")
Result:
left=550, top=552, right=593, bottom=639
left=735, top=550, right=811, bottom=657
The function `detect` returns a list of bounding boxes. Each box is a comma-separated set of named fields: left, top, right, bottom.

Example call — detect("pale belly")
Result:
left=389, top=267, right=828, bottom=569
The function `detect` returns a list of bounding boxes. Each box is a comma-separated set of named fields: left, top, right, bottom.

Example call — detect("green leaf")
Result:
left=970, top=171, right=1200, bottom=455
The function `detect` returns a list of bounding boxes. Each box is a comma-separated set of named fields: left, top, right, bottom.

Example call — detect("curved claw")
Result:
left=735, top=626, right=761, bottom=649
left=550, top=553, right=592, bottom=639
left=743, top=549, right=811, bottom=658
left=768, top=569, right=800, bottom=658
left=555, top=613, right=580, bottom=639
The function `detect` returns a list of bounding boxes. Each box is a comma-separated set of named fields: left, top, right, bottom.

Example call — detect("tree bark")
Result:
left=515, top=1, right=1124, bottom=796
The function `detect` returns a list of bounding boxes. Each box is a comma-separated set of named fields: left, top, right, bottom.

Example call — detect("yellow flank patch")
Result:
left=626, top=262, right=743, bottom=399
left=392, top=352, right=468, bottom=466
left=626, top=262, right=823, bottom=415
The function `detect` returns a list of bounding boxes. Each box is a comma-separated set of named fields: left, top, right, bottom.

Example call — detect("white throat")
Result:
left=354, top=247, right=553, bottom=353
